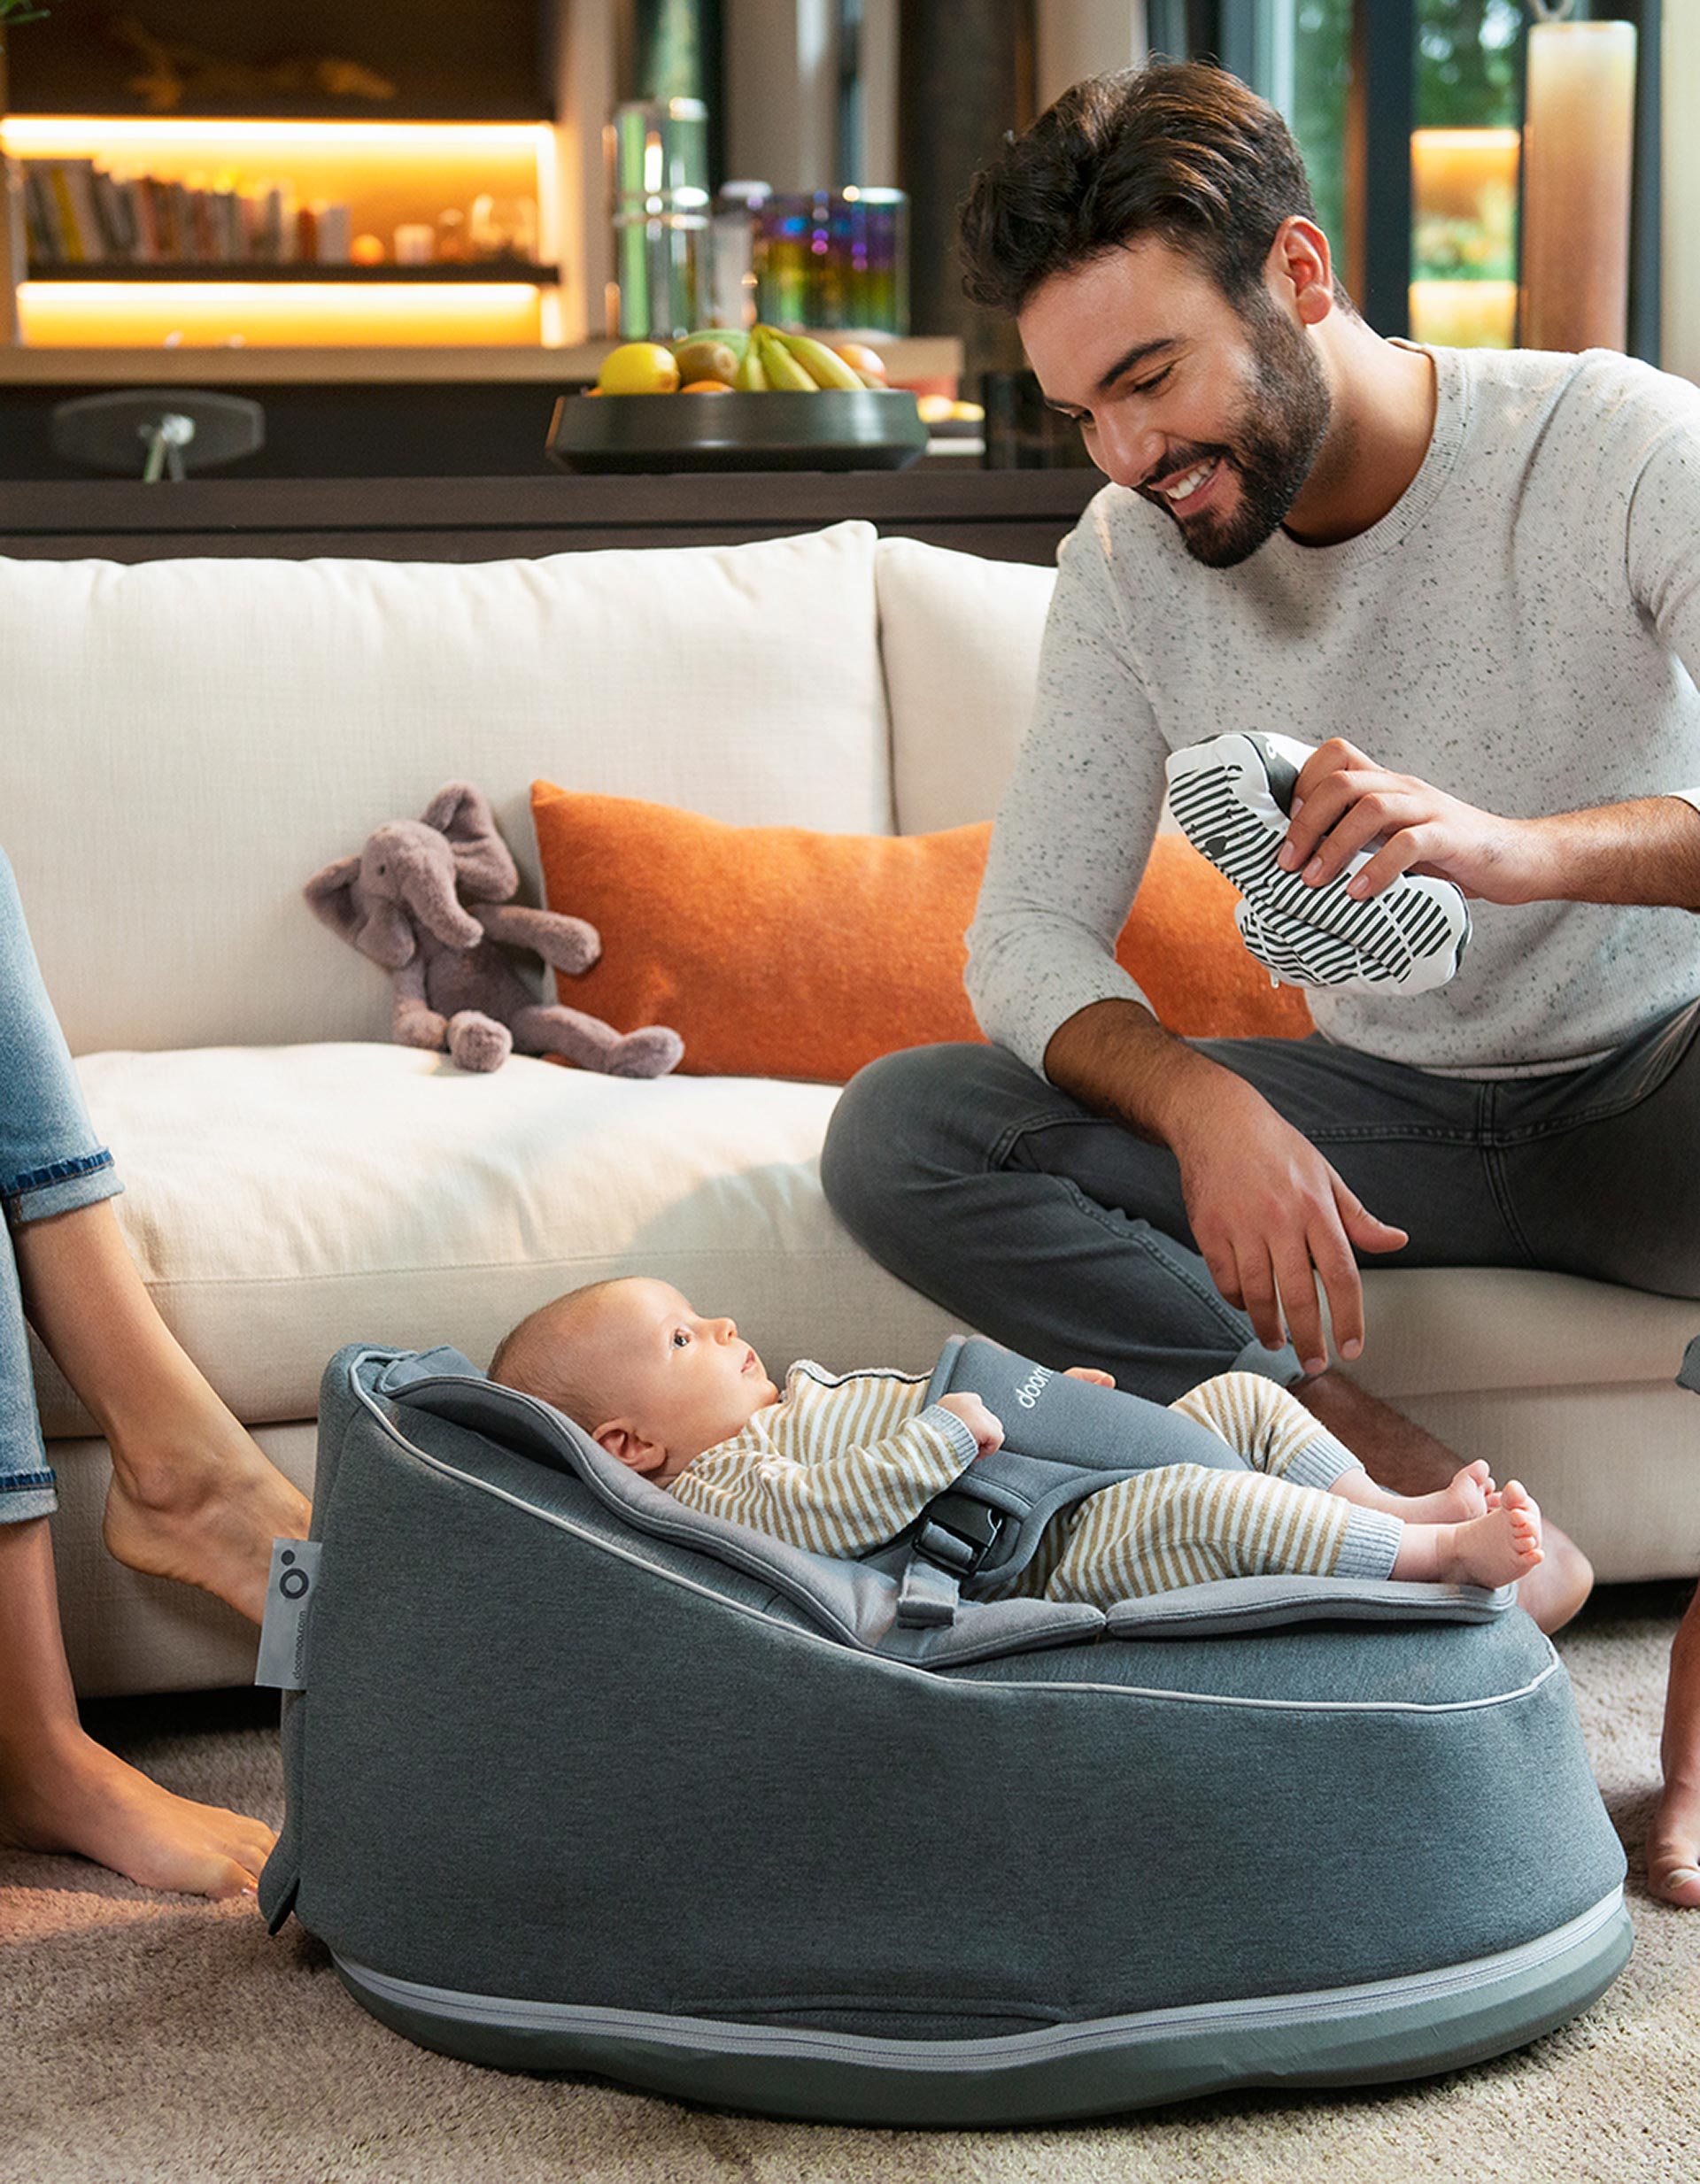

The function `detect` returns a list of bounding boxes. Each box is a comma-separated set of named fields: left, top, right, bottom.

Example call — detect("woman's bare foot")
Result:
left=104, top=1398, right=309, bottom=1625
left=1647, top=1778, right=1700, bottom=1908
left=1333, top=1458, right=1495, bottom=1525
left=0, top=1725, right=274, bottom=1899
left=1393, top=1479, right=1544, bottom=1590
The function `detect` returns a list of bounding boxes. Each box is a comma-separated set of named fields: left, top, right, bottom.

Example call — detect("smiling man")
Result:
left=819, top=61, right=1700, bottom=1903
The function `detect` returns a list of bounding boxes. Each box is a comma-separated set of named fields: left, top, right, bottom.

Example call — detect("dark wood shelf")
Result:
left=0, top=469, right=1103, bottom=566
left=27, top=261, right=560, bottom=284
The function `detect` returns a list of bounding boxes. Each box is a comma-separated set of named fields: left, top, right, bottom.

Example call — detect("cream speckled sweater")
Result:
left=967, top=343, right=1700, bottom=1079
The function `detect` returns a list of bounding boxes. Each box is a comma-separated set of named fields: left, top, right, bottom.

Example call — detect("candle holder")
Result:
left=1520, top=4, right=1637, bottom=353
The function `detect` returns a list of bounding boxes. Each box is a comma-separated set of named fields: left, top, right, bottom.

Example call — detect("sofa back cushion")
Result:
left=876, top=536, right=1056, bottom=832
left=0, top=523, right=888, bottom=1054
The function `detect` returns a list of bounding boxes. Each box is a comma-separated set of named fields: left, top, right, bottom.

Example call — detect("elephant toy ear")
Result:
left=303, top=854, right=365, bottom=946
left=421, top=781, right=518, bottom=903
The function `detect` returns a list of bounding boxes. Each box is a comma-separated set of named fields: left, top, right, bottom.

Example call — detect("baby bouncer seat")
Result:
left=257, top=1341, right=1630, bottom=2126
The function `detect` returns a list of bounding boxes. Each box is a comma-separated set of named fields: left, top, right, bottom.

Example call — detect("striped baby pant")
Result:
left=1023, top=1372, right=1405, bottom=1606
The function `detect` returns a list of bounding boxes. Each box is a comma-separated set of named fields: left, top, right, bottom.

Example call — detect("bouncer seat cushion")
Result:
left=258, top=1345, right=1629, bottom=2125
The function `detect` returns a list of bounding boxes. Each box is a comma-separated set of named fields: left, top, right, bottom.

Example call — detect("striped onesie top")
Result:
left=667, top=1362, right=979, bottom=1557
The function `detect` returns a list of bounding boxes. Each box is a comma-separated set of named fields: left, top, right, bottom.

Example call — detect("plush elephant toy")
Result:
left=304, top=782, right=684, bottom=1077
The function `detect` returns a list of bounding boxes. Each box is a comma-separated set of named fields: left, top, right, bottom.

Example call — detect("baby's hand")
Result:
left=939, top=1392, right=1004, bottom=1455
left=1065, top=1367, right=1116, bottom=1388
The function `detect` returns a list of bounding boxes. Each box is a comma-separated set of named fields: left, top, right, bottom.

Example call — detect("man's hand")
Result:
left=939, top=1392, right=1005, bottom=1455
left=1279, top=737, right=1544, bottom=905
left=1064, top=1367, right=1117, bottom=1387
left=1168, top=1072, right=1409, bottom=1377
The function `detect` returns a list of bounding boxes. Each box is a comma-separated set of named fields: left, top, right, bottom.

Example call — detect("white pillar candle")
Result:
left=1520, top=19, right=1638, bottom=353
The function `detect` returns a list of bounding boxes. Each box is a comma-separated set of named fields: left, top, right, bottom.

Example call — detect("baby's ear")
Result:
left=595, top=1421, right=664, bottom=1475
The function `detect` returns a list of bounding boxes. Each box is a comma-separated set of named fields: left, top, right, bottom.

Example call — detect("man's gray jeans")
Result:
left=819, top=1001, right=1700, bottom=1405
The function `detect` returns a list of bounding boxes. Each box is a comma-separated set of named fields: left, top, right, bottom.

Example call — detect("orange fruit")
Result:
left=680, top=379, right=735, bottom=393
left=597, top=342, right=682, bottom=394
left=832, top=341, right=887, bottom=384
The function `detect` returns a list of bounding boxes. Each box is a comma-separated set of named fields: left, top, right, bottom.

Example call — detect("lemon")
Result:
left=597, top=343, right=682, bottom=394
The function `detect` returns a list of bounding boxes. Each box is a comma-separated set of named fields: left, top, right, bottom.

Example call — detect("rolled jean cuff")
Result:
left=4, top=1149, right=124, bottom=1228
left=1227, top=1334, right=1305, bottom=1387
left=0, top=1471, right=59, bottom=1524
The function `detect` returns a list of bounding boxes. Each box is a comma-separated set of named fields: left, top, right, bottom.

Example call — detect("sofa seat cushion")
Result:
left=34, top=1043, right=964, bottom=1439
left=36, top=1046, right=1699, bottom=1445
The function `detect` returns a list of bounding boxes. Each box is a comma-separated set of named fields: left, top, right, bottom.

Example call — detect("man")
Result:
left=819, top=62, right=1700, bottom=1905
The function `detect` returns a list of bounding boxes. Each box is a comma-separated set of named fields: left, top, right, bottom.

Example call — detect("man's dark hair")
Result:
left=959, top=59, right=1348, bottom=319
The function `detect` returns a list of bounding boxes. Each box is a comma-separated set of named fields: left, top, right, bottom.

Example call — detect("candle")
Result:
left=1521, top=19, right=1637, bottom=353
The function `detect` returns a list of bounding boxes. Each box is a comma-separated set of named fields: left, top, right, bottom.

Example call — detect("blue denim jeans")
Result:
left=0, top=846, right=125, bottom=1522
left=820, top=1002, right=1700, bottom=1406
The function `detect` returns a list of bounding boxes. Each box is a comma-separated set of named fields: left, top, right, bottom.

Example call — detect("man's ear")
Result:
left=594, top=1420, right=667, bottom=1475
left=1270, top=214, right=1334, bottom=326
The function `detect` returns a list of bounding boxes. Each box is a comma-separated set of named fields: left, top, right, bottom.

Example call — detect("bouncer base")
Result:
left=334, top=1889, right=1631, bottom=2126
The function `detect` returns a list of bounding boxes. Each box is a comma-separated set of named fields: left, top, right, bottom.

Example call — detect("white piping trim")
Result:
left=336, top=1887, right=1625, bottom=2071
left=343, top=1355, right=1563, bottom=1714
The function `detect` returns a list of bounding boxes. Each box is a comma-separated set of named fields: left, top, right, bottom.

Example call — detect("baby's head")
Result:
left=490, top=1277, right=779, bottom=1484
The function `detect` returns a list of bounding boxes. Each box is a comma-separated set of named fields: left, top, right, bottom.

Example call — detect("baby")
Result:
left=490, top=1277, right=1543, bottom=1605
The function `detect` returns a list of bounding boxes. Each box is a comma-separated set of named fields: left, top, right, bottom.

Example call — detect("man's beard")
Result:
left=1140, top=296, right=1332, bottom=569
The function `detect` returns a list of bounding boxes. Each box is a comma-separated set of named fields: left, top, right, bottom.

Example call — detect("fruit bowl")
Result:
left=545, top=388, right=930, bottom=475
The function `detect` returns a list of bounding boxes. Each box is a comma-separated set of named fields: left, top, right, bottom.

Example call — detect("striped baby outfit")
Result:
left=668, top=1362, right=981, bottom=1557
left=668, top=1365, right=1403, bottom=1603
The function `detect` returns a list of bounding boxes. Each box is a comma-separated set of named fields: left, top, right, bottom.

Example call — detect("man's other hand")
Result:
left=1168, top=1071, right=1409, bottom=1377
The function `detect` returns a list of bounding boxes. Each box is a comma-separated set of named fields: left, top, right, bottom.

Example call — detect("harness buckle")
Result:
left=912, top=1489, right=1007, bottom=1578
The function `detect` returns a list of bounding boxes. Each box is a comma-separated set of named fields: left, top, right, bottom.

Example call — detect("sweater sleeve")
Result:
left=668, top=1405, right=981, bottom=1558
left=964, top=499, right=1174, bottom=1079
left=1625, top=397, right=1700, bottom=813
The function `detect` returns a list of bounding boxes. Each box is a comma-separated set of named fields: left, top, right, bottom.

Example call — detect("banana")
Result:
left=753, top=325, right=818, bottom=390
left=733, top=336, right=769, bottom=390
left=776, top=331, right=868, bottom=391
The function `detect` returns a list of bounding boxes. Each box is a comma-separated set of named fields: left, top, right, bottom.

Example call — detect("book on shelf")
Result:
left=19, top=157, right=356, bottom=268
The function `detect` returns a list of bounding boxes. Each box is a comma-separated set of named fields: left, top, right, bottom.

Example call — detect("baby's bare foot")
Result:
left=104, top=1434, right=310, bottom=1625
left=1336, top=1457, right=1495, bottom=1524
left=1447, top=1479, right=1544, bottom=1590
left=0, top=1729, right=274, bottom=1899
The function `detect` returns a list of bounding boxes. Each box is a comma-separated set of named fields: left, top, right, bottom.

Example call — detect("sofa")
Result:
left=4, top=518, right=1696, bottom=1698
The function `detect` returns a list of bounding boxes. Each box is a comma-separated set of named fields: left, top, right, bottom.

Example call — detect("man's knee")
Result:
left=820, top=1042, right=982, bottom=1242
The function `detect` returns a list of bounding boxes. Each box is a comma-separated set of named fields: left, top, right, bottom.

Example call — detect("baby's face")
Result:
left=585, top=1279, right=779, bottom=1479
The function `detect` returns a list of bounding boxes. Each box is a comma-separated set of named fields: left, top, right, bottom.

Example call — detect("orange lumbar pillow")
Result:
left=529, top=781, right=1312, bottom=1084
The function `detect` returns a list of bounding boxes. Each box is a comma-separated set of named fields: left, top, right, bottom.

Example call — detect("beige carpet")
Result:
left=6, top=1584, right=1699, bottom=2184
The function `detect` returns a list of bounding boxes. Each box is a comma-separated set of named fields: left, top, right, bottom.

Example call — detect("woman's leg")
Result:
left=0, top=844, right=303, bottom=1890
left=14, top=1200, right=307, bottom=1623
left=0, top=1516, right=274, bottom=1896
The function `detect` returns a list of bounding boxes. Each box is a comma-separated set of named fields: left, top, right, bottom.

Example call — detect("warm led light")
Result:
left=0, top=117, right=552, bottom=158
left=19, top=282, right=547, bottom=348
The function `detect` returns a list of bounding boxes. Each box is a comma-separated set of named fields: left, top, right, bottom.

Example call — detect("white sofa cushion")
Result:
left=876, top=536, right=1055, bottom=833
left=0, top=523, right=890, bottom=1057
left=36, top=1043, right=1700, bottom=1454
left=29, top=1043, right=963, bottom=1436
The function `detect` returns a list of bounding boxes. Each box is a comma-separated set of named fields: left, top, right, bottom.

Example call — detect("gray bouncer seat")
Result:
left=257, top=1342, right=1631, bottom=2126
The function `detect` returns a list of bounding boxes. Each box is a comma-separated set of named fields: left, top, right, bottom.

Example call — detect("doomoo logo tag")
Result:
left=1016, top=1364, right=1052, bottom=1410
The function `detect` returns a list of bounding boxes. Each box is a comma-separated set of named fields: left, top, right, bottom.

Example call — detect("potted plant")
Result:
left=0, top=2, right=50, bottom=343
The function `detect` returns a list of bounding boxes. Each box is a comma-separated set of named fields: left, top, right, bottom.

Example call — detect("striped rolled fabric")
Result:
left=1163, top=731, right=1471, bottom=997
